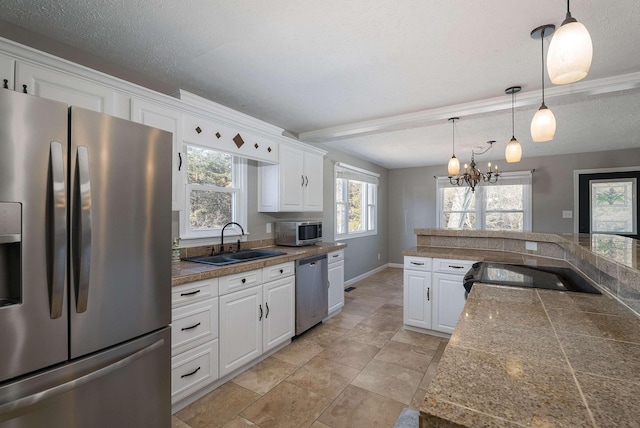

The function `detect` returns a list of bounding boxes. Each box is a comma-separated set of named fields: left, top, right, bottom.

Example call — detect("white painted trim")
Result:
left=344, top=263, right=397, bottom=287
left=388, top=263, right=404, bottom=269
left=403, top=325, right=451, bottom=339
left=335, top=162, right=381, bottom=178
left=572, top=166, right=640, bottom=233
left=299, top=72, right=640, bottom=142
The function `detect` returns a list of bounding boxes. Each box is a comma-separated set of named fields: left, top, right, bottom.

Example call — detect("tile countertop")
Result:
left=420, top=283, right=640, bottom=427
left=172, top=242, right=346, bottom=286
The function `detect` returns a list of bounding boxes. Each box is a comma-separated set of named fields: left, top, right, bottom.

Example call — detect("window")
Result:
left=182, top=144, right=247, bottom=239
left=437, top=171, right=532, bottom=231
left=335, top=163, right=379, bottom=239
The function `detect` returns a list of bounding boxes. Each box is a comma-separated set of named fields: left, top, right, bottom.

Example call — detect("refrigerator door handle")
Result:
left=49, top=141, right=67, bottom=319
left=0, top=338, right=165, bottom=415
left=75, top=146, right=92, bottom=313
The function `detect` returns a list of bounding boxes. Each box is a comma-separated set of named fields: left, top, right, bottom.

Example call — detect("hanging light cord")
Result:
left=541, top=27, right=546, bottom=107
left=452, top=118, right=455, bottom=155
left=511, top=90, right=515, bottom=139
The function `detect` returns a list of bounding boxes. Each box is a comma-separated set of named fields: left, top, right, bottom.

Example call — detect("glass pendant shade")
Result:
left=531, top=106, right=556, bottom=142
left=547, top=20, right=592, bottom=84
left=448, top=155, right=460, bottom=176
left=505, top=137, right=522, bottom=163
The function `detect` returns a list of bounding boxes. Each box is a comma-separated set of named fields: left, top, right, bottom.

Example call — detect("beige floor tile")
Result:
left=240, top=381, right=331, bottom=428
left=172, top=416, right=191, bottom=428
left=271, top=337, right=324, bottom=366
left=301, top=324, right=349, bottom=348
left=359, top=311, right=403, bottom=331
left=391, top=329, right=443, bottom=351
left=340, top=303, right=379, bottom=317
left=351, top=359, right=423, bottom=405
left=220, top=415, right=260, bottom=428
left=345, top=322, right=397, bottom=348
left=375, top=340, right=435, bottom=372
left=285, top=356, right=360, bottom=399
left=310, top=421, right=332, bottom=428
left=232, top=357, right=298, bottom=395
left=318, top=385, right=406, bottom=428
left=323, top=311, right=365, bottom=330
left=317, top=337, right=380, bottom=370
left=410, top=388, right=428, bottom=410
left=176, top=382, right=260, bottom=428
left=419, top=358, right=441, bottom=390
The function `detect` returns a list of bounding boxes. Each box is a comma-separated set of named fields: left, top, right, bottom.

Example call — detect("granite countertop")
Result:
left=172, top=242, right=346, bottom=286
left=421, top=282, right=640, bottom=427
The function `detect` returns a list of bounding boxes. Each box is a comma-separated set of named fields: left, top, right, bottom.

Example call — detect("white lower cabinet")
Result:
left=171, top=279, right=219, bottom=404
left=219, top=285, right=263, bottom=376
left=219, top=262, right=295, bottom=377
left=403, top=257, right=475, bottom=335
left=327, top=250, right=345, bottom=316
left=403, top=268, right=432, bottom=330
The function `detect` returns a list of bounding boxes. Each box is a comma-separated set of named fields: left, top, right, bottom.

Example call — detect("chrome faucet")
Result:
left=220, top=222, right=245, bottom=254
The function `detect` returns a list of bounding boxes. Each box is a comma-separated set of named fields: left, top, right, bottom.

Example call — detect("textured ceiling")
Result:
left=1, top=0, right=639, bottom=168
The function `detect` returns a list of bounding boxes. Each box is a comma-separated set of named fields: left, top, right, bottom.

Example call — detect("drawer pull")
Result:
left=181, top=367, right=201, bottom=378
left=265, top=302, right=270, bottom=318
left=410, top=261, right=425, bottom=266
left=259, top=304, right=263, bottom=321
left=241, top=278, right=246, bottom=284
left=332, top=254, right=339, bottom=258
left=427, top=287, right=430, bottom=301
left=180, top=290, right=201, bottom=297
left=448, top=265, right=465, bottom=269
left=181, top=322, right=201, bottom=331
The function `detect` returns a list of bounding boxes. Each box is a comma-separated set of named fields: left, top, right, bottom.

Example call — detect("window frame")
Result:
left=436, top=171, right=532, bottom=231
left=180, top=143, right=247, bottom=240
left=334, top=163, right=379, bottom=241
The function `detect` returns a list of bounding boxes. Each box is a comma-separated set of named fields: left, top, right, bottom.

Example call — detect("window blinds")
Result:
left=335, top=162, right=380, bottom=185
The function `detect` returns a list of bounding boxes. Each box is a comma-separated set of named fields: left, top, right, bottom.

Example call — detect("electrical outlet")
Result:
left=266, top=223, right=272, bottom=233
left=525, top=241, right=538, bottom=251
left=562, top=210, right=573, bottom=219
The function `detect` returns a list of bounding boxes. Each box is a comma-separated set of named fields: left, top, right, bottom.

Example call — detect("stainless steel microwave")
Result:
left=275, top=221, right=322, bottom=246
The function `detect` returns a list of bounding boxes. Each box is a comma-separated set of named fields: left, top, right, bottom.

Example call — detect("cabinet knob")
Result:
left=2, top=79, right=7, bottom=89
left=22, top=84, right=27, bottom=94
left=279, top=269, right=283, bottom=274
left=241, top=278, right=246, bottom=284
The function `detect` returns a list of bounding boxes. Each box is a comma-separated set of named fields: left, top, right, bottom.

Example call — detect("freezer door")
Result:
left=0, top=90, right=69, bottom=383
left=0, top=327, right=171, bottom=428
left=69, top=107, right=172, bottom=358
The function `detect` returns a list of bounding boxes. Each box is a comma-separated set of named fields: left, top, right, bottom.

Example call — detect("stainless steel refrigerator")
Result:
left=0, top=89, right=172, bottom=427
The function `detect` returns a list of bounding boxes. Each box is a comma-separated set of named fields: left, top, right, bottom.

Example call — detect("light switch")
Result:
left=525, top=241, right=538, bottom=251
left=266, top=223, right=272, bottom=233
left=562, top=210, right=573, bottom=219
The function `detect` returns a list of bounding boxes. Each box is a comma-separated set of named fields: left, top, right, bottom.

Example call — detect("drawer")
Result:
left=171, top=339, right=219, bottom=403
left=171, top=297, right=218, bottom=356
left=172, top=278, right=218, bottom=308
left=219, top=268, right=263, bottom=295
left=263, top=261, right=294, bottom=282
left=404, top=256, right=432, bottom=271
left=432, top=258, right=476, bottom=275
left=328, top=250, right=344, bottom=264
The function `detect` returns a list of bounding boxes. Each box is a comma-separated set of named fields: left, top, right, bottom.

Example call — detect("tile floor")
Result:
left=172, top=267, right=449, bottom=428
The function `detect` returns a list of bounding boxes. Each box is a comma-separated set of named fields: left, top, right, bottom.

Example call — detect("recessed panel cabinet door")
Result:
left=403, top=269, right=431, bottom=330
left=303, top=151, right=324, bottom=211
left=219, top=286, right=262, bottom=377
left=431, top=272, right=467, bottom=334
left=279, top=145, right=305, bottom=211
left=328, top=260, right=345, bottom=314
left=262, top=277, right=294, bottom=353
left=0, top=52, right=15, bottom=90
left=16, top=61, right=116, bottom=114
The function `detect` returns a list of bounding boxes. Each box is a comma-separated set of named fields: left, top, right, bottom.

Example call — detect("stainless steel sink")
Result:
left=185, top=249, right=286, bottom=266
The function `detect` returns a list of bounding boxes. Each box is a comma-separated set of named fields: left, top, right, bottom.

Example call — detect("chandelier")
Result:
left=448, top=139, right=500, bottom=193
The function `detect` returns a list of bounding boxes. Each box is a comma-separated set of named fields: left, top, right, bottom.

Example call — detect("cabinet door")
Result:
left=303, top=151, right=324, bottom=211
left=262, top=277, right=294, bottom=353
left=15, top=61, right=116, bottom=114
left=328, top=260, right=345, bottom=315
left=0, top=52, right=15, bottom=90
left=131, top=98, right=183, bottom=211
left=431, top=272, right=467, bottom=334
left=278, top=145, right=304, bottom=211
left=219, top=286, right=262, bottom=377
left=403, top=269, right=431, bottom=330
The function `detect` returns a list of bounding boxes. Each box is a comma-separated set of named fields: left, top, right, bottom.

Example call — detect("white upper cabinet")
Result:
left=15, top=61, right=119, bottom=115
left=183, top=114, right=279, bottom=164
left=258, top=144, right=325, bottom=212
left=0, top=52, right=15, bottom=90
left=131, top=98, right=183, bottom=211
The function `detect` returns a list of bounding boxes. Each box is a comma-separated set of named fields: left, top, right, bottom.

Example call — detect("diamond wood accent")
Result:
left=233, top=134, right=245, bottom=148
left=268, top=147, right=272, bottom=153
left=195, top=126, right=202, bottom=134
left=216, top=132, right=221, bottom=139
left=254, top=143, right=259, bottom=149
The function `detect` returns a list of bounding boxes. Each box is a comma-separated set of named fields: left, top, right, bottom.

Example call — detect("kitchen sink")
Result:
left=185, top=249, right=286, bottom=266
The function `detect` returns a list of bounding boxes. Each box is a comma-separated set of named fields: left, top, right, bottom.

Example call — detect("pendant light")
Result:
left=547, top=0, right=593, bottom=85
left=531, top=24, right=557, bottom=142
left=505, top=86, right=522, bottom=163
left=447, top=117, right=460, bottom=176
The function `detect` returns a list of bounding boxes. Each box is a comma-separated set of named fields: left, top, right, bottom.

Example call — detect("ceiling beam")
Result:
left=298, top=72, right=640, bottom=143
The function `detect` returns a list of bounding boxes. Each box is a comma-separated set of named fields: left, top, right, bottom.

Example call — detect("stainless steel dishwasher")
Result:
left=295, top=254, right=328, bottom=335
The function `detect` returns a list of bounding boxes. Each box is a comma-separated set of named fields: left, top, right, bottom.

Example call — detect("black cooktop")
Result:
left=463, top=262, right=601, bottom=294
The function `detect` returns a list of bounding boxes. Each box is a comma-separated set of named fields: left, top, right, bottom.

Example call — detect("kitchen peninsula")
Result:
left=405, top=229, right=640, bottom=427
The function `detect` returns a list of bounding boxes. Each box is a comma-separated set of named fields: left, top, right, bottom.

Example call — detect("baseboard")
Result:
left=388, top=263, right=403, bottom=268
left=344, top=263, right=400, bottom=287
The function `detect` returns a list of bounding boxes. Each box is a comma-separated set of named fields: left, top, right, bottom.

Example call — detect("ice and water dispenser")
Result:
left=0, top=202, right=21, bottom=307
